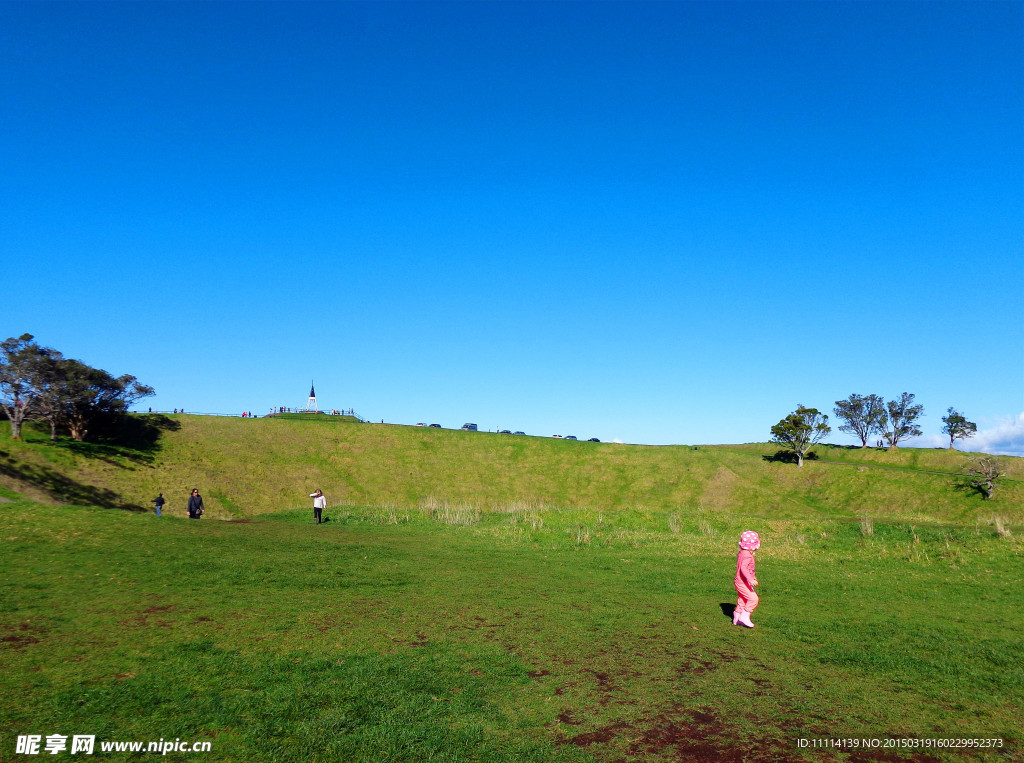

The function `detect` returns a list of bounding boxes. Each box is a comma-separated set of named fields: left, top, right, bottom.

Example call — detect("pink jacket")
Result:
left=735, top=549, right=758, bottom=589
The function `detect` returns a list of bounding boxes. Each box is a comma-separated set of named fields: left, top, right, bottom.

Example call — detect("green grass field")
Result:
left=1, top=417, right=1022, bottom=761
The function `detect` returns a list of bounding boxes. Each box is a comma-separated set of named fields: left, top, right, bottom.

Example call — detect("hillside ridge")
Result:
left=0, top=416, right=1020, bottom=521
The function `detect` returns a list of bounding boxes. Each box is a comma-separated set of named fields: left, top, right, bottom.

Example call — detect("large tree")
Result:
left=833, top=393, right=886, bottom=447
left=43, top=359, right=154, bottom=442
left=3, top=334, right=154, bottom=442
left=941, top=407, right=977, bottom=450
left=0, top=334, right=61, bottom=439
left=770, top=405, right=831, bottom=467
left=881, top=392, right=924, bottom=448
left=32, top=354, right=72, bottom=440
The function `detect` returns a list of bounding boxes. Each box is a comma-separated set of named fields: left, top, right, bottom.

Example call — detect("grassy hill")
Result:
left=0, top=414, right=1020, bottom=523
left=2, top=487, right=1022, bottom=761
left=2, top=415, right=1022, bottom=761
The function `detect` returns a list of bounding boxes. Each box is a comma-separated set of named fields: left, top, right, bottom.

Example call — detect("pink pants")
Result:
left=735, top=581, right=758, bottom=614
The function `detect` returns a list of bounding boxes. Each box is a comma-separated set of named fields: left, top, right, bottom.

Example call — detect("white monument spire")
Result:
left=306, top=382, right=318, bottom=412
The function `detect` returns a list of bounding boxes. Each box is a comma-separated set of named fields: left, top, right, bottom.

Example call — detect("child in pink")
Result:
left=733, top=530, right=760, bottom=628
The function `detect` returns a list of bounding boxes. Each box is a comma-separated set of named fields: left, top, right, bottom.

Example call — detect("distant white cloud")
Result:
left=910, top=433, right=948, bottom=450
left=970, top=413, right=1024, bottom=457
left=908, top=413, right=1024, bottom=457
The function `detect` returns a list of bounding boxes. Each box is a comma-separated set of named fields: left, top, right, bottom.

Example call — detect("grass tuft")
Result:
left=993, top=515, right=1013, bottom=538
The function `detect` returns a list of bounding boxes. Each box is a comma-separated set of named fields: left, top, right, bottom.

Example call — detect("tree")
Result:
left=1, top=335, right=154, bottom=442
left=770, top=405, right=831, bottom=467
left=45, top=359, right=154, bottom=442
left=963, top=456, right=1002, bottom=499
left=941, top=407, right=977, bottom=450
left=833, top=393, right=886, bottom=448
left=880, top=392, right=924, bottom=448
left=0, top=334, right=61, bottom=439
left=32, top=354, right=73, bottom=440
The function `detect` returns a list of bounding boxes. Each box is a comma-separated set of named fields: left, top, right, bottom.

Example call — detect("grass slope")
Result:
left=0, top=416, right=1020, bottom=523
left=1, top=500, right=1021, bottom=761
left=1, top=417, right=1022, bottom=760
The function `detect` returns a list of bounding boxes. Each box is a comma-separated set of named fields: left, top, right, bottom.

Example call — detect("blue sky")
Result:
left=3, top=1, right=1022, bottom=453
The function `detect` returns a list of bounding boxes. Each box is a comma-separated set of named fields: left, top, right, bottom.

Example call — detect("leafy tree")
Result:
left=880, top=392, right=924, bottom=448
left=833, top=393, right=886, bottom=447
left=0, top=334, right=61, bottom=439
left=770, top=405, right=831, bottom=467
left=941, top=407, right=977, bottom=450
left=2, top=335, right=154, bottom=442
left=45, top=359, right=155, bottom=442
left=32, top=355, right=72, bottom=440
left=963, top=456, right=1002, bottom=500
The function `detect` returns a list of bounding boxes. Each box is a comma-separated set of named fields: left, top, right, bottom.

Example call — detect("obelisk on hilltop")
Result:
left=305, top=382, right=318, bottom=412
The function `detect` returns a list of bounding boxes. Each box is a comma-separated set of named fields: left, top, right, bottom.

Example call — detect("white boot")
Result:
left=732, top=608, right=742, bottom=625
left=738, top=611, right=755, bottom=628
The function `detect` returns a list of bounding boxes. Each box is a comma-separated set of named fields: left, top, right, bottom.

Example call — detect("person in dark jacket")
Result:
left=152, top=493, right=165, bottom=517
left=187, top=489, right=204, bottom=519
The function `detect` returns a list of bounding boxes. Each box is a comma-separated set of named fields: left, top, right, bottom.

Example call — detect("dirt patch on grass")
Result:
left=557, top=711, right=582, bottom=726
left=847, top=752, right=942, bottom=763
left=558, top=706, right=797, bottom=761
left=677, top=657, right=716, bottom=675
left=119, top=608, right=176, bottom=628
left=628, top=707, right=798, bottom=762
left=587, top=668, right=613, bottom=688
left=563, top=721, right=633, bottom=747
left=1, top=632, right=42, bottom=648
left=0, top=622, right=47, bottom=649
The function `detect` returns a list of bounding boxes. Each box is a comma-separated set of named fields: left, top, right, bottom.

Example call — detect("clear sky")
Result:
left=3, top=1, right=1022, bottom=453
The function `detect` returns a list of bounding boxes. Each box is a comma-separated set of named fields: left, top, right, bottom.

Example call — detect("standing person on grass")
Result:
left=187, top=488, right=204, bottom=519
left=733, top=531, right=760, bottom=628
left=310, top=489, right=326, bottom=525
left=152, top=493, right=165, bottom=517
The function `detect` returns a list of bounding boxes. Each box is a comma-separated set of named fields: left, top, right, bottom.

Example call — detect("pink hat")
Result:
left=739, top=531, right=761, bottom=551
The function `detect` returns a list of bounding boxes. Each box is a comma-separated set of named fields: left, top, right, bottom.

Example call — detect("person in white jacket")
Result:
left=310, top=489, right=327, bottom=525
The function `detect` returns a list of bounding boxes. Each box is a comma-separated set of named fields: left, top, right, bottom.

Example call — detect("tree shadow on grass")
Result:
left=49, top=414, right=180, bottom=468
left=952, top=477, right=990, bottom=500
left=0, top=450, right=146, bottom=511
left=761, top=450, right=818, bottom=464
